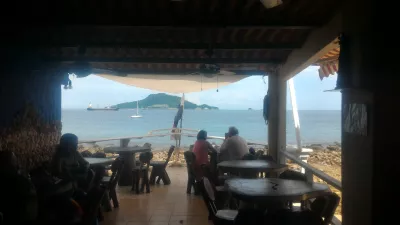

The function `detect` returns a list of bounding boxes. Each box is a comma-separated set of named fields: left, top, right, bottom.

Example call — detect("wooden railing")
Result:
left=280, top=150, right=342, bottom=225
left=78, top=129, right=269, bottom=147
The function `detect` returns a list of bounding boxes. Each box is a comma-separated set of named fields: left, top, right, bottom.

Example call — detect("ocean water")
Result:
left=62, top=109, right=341, bottom=148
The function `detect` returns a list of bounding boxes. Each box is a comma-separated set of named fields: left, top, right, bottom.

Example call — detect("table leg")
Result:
left=118, top=152, right=134, bottom=186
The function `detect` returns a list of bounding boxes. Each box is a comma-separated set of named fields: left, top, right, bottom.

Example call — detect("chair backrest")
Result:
left=184, top=151, right=196, bottom=164
left=258, top=154, right=276, bottom=162
left=198, top=177, right=218, bottom=218
left=242, top=153, right=257, bottom=160
left=85, top=169, right=95, bottom=191
left=139, top=152, right=153, bottom=169
left=164, top=145, right=175, bottom=166
left=255, top=150, right=264, bottom=157
left=81, top=186, right=106, bottom=225
left=109, top=157, right=124, bottom=190
left=310, top=192, right=340, bottom=225
left=184, top=151, right=196, bottom=178
left=279, top=170, right=307, bottom=182
left=201, top=163, right=219, bottom=186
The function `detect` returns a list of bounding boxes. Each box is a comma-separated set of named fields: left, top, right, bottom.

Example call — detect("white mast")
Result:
left=288, top=78, right=302, bottom=152
left=136, top=101, right=139, bottom=115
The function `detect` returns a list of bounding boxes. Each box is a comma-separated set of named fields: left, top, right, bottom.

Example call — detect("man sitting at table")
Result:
left=51, top=133, right=89, bottom=188
left=219, top=126, right=248, bottom=162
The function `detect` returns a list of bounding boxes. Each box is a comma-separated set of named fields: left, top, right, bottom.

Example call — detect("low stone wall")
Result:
left=0, top=105, right=61, bottom=170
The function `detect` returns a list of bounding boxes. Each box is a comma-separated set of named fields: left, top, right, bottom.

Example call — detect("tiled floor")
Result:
left=103, top=167, right=210, bottom=225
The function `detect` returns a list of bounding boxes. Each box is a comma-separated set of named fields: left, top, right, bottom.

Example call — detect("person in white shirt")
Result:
left=218, top=127, right=248, bottom=162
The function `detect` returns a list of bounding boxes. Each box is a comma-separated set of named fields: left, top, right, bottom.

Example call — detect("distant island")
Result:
left=113, top=93, right=219, bottom=110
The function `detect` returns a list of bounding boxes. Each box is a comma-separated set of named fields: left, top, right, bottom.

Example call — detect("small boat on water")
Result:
left=87, top=103, right=119, bottom=111
left=131, top=101, right=142, bottom=118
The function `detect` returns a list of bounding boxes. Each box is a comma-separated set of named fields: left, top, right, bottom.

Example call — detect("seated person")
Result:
left=219, top=126, right=249, bottom=162
left=249, top=147, right=256, bottom=155
left=241, top=147, right=258, bottom=160
left=0, top=151, right=37, bottom=225
left=192, top=130, right=217, bottom=181
left=51, top=133, right=89, bottom=187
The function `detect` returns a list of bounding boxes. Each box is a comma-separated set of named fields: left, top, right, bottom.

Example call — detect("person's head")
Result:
left=197, top=130, right=207, bottom=140
left=249, top=147, right=256, bottom=155
left=59, top=133, right=78, bottom=155
left=228, top=126, right=239, bottom=137
left=0, top=150, right=18, bottom=171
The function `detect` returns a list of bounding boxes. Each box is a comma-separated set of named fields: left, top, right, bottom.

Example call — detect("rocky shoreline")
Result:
left=78, top=142, right=342, bottom=169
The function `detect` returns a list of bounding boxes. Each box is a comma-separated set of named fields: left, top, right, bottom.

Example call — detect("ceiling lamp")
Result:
left=260, top=0, right=282, bottom=9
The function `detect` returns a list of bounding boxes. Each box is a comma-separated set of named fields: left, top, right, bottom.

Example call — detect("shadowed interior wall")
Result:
left=341, top=0, right=399, bottom=224
left=0, top=74, right=62, bottom=170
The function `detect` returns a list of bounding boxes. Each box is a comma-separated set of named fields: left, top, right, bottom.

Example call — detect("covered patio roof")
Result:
left=313, top=40, right=340, bottom=80
left=4, top=0, right=343, bottom=80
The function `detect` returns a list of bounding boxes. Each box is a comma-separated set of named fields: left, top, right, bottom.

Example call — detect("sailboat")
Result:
left=130, top=101, right=142, bottom=118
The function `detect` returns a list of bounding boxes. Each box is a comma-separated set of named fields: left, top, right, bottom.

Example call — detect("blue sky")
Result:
left=62, top=66, right=340, bottom=110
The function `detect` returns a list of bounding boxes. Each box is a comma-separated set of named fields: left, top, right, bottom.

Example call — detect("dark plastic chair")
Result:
left=183, top=151, right=198, bottom=194
left=85, top=169, right=95, bottom=192
left=201, top=164, right=234, bottom=210
left=132, top=152, right=153, bottom=194
left=149, top=145, right=175, bottom=185
left=258, top=154, right=276, bottom=162
left=101, top=157, right=124, bottom=210
left=310, top=192, right=340, bottom=225
left=199, top=177, right=238, bottom=225
left=80, top=185, right=106, bottom=225
left=279, top=170, right=307, bottom=182
left=279, top=170, right=308, bottom=210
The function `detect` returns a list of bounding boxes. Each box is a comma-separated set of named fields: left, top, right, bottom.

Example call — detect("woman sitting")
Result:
left=192, top=130, right=217, bottom=181
left=51, top=133, right=89, bottom=187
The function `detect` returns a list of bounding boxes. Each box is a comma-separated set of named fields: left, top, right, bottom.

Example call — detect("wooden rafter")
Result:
left=279, top=13, right=342, bottom=80
left=44, top=57, right=282, bottom=64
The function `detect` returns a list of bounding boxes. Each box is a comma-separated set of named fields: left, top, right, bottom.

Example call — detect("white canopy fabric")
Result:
left=95, top=74, right=248, bottom=93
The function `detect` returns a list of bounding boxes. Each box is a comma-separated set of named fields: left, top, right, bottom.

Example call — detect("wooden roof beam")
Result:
left=279, top=13, right=342, bottom=80
left=32, top=43, right=302, bottom=50
left=44, top=57, right=282, bottom=64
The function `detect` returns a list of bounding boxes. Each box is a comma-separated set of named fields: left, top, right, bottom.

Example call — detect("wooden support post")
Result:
left=268, top=73, right=287, bottom=163
left=120, top=138, right=130, bottom=147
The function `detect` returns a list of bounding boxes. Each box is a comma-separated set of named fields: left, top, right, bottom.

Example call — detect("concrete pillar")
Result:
left=340, top=0, right=399, bottom=224
left=0, top=72, right=63, bottom=170
left=268, top=73, right=287, bottom=162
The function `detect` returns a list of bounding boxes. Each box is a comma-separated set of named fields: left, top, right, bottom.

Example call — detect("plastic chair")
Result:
left=198, top=177, right=238, bottom=225
left=101, top=157, right=124, bottom=210
left=132, top=152, right=153, bottom=194
left=183, top=151, right=198, bottom=194
left=149, top=145, right=175, bottom=185
left=279, top=169, right=308, bottom=210
left=81, top=186, right=106, bottom=225
left=310, top=192, right=340, bottom=225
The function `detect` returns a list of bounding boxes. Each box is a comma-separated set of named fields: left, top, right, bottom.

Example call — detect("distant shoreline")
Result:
left=62, top=108, right=341, bottom=111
